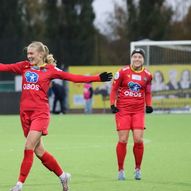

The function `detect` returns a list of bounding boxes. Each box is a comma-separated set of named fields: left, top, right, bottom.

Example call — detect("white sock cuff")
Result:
left=59, top=172, right=66, bottom=180
left=16, top=181, right=23, bottom=187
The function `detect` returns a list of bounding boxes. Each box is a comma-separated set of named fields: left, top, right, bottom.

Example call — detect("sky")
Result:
left=92, top=0, right=125, bottom=34
left=92, top=0, right=124, bottom=24
left=92, top=0, right=191, bottom=34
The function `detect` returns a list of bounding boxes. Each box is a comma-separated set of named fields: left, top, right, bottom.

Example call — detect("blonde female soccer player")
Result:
left=0, top=41, right=112, bottom=191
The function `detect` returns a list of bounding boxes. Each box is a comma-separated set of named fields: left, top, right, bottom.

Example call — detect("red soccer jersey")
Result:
left=110, top=65, right=152, bottom=113
left=0, top=61, right=101, bottom=111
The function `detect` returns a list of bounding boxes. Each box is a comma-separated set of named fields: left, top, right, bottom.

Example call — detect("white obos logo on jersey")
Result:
left=23, top=71, right=39, bottom=90
left=114, top=72, right=120, bottom=80
left=23, top=83, right=40, bottom=90
left=124, top=81, right=142, bottom=97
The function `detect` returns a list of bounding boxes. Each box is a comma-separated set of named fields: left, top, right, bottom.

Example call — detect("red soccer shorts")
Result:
left=115, top=112, right=145, bottom=131
left=20, top=110, right=50, bottom=137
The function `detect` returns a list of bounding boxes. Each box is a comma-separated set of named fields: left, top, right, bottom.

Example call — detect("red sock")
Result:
left=116, top=142, right=127, bottom=171
left=39, top=151, right=63, bottom=176
left=18, top=150, right=34, bottom=183
left=133, top=142, right=144, bottom=169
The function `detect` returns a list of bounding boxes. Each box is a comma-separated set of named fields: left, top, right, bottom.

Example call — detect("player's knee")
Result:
left=134, top=138, right=143, bottom=143
left=24, top=144, right=34, bottom=150
left=119, top=137, right=128, bottom=143
left=24, top=141, right=36, bottom=150
left=34, top=146, right=45, bottom=158
left=35, top=150, right=45, bottom=158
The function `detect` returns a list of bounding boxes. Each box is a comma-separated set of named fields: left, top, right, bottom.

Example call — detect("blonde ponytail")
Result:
left=46, top=54, right=57, bottom=66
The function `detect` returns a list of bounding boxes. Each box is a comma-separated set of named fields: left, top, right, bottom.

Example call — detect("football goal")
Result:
left=131, top=40, right=191, bottom=66
left=130, top=40, right=191, bottom=113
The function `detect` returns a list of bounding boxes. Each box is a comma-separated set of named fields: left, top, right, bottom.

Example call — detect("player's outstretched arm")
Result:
left=0, top=61, right=24, bottom=74
left=53, top=69, right=113, bottom=83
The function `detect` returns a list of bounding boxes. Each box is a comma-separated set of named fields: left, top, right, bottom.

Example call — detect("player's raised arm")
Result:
left=51, top=67, right=113, bottom=83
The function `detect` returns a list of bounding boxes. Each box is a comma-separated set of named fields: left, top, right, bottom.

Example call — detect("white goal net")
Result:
left=131, top=40, right=191, bottom=113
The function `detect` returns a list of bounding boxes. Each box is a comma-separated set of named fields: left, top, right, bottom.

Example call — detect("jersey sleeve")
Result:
left=110, top=70, right=122, bottom=105
left=145, top=74, right=152, bottom=106
left=50, top=66, right=101, bottom=83
left=0, top=61, right=26, bottom=74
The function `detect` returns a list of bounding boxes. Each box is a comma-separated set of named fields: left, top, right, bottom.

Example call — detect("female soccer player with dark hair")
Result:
left=110, top=48, right=153, bottom=181
left=0, top=41, right=112, bottom=191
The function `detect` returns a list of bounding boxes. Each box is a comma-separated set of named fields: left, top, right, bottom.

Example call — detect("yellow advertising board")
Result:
left=68, top=65, right=191, bottom=110
left=149, top=65, right=191, bottom=109
left=68, top=66, right=121, bottom=109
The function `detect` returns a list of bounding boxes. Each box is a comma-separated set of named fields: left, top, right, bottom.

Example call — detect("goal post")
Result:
left=131, top=40, right=191, bottom=66
left=130, top=40, right=191, bottom=113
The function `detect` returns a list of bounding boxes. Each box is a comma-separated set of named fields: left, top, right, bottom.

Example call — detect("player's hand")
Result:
left=111, top=105, right=119, bottom=113
left=99, top=72, right=113, bottom=82
left=146, top=106, right=153, bottom=113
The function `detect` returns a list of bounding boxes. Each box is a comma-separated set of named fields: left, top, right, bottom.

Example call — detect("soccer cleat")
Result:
left=134, top=168, right=141, bottom=180
left=61, top=172, right=71, bottom=191
left=118, top=170, right=126, bottom=180
left=9, top=184, right=22, bottom=191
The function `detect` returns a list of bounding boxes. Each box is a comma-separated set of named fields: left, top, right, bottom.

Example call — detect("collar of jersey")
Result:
left=130, top=64, right=144, bottom=73
left=31, top=63, right=47, bottom=70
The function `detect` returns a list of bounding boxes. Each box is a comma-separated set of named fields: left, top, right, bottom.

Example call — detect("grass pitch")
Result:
left=0, top=114, right=191, bottom=191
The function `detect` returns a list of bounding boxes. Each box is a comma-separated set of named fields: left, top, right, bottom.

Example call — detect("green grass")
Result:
left=0, top=114, right=191, bottom=191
